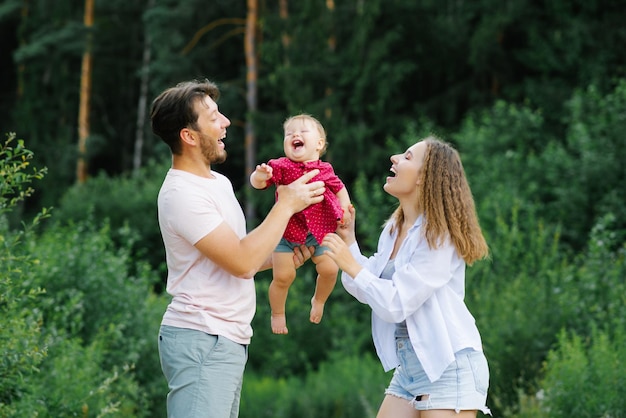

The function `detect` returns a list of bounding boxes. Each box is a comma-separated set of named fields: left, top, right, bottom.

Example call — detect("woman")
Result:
left=323, top=137, right=491, bottom=417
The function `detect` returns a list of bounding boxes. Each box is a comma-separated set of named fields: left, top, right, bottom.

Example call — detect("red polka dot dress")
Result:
left=266, top=157, right=345, bottom=245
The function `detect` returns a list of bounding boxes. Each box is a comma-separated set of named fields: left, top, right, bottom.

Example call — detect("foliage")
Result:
left=467, top=206, right=568, bottom=414
left=241, top=354, right=387, bottom=418
left=0, top=134, right=49, bottom=416
left=249, top=262, right=374, bottom=380
left=10, top=336, right=146, bottom=418
left=541, top=325, right=626, bottom=417
left=20, top=218, right=169, bottom=417
left=452, top=100, right=551, bottom=242
left=52, top=159, right=169, bottom=277
left=513, top=325, right=626, bottom=418
left=470, top=212, right=626, bottom=417
left=547, top=81, right=626, bottom=247
left=455, top=79, right=626, bottom=251
left=5, top=0, right=626, bottom=215
left=1, top=135, right=168, bottom=416
left=2, top=0, right=626, bottom=414
left=0, top=133, right=48, bottom=220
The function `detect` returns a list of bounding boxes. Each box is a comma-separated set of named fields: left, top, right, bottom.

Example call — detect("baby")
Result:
left=250, top=114, right=351, bottom=334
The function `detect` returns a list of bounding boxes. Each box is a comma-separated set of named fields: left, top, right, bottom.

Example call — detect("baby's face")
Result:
left=283, top=119, right=325, bottom=163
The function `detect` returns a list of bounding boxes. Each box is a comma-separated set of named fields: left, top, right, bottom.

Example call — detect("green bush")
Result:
left=452, top=100, right=548, bottom=241
left=455, top=83, right=626, bottom=252
left=53, top=159, right=169, bottom=277
left=0, top=134, right=49, bottom=416
left=1, top=134, right=168, bottom=416
left=10, top=334, right=146, bottom=417
left=241, top=354, right=387, bottom=418
left=472, top=212, right=626, bottom=417
left=549, top=81, right=626, bottom=247
left=514, top=325, right=626, bottom=417
left=21, top=219, right=169, bottom=417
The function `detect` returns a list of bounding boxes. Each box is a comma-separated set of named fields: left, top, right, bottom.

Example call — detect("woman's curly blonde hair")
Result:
left=388, top=136, right=489, bottom=265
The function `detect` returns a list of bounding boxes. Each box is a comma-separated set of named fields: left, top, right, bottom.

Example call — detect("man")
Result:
left=151, top=79, right=325, bottom=418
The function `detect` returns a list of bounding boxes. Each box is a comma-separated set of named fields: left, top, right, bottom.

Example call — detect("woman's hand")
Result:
left=336, top=204, right=356, bottom=245
left=322, top=233, right=362, bottom=278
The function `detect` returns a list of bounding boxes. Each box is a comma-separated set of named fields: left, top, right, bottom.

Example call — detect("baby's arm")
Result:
left=336, top=187, right=352, bottom=225
left=250, top=163, right=273, bottom=189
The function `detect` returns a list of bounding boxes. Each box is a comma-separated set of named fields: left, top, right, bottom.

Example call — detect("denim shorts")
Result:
left=158, top=325, right=248, bottom=418
left=385, top=337, right=491, bottom=415
left=275, top=233, right=327, bottom=257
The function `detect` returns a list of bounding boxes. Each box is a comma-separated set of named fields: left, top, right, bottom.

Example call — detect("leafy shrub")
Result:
left=21, top=218, right=169, bottom=417
left=10, top=334, right=147, bottom=417
left=472, top=211, right=626, bottom=417
left=1, top=133, right=168, bottom=416
left=52, top=159, right=169, bottom=278
left=549, top=81, right=626, bottom=248
left=514, top=325, right=626, bottom=417
left=0, top=134, right=49, bottom=416
left=240, top=354, right=387, bottom=418
left=456, top=83, right=626, bottom=252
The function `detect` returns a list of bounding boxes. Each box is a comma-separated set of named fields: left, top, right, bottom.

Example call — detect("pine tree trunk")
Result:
left=244, top=0, right=258, bottom=227
left=325, top=0, right=335, bottom=121
left=133, top=0, right=154, bottom=175
left=77, top=0, right=94, bottom=184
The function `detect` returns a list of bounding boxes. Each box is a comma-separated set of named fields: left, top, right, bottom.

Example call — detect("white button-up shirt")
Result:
left=341, top=216, right=484, bottom=382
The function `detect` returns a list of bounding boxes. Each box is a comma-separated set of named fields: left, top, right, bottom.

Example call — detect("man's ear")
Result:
left=180, top=128, right=195, bottom=146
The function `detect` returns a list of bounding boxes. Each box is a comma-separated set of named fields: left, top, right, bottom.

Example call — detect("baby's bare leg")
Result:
left=269, top=252, right=297, bottom=334
left=310, top=253, right=338, bottom=324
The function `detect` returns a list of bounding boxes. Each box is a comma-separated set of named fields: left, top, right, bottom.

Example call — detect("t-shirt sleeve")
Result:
left=162, top=188, right=224, bottom=245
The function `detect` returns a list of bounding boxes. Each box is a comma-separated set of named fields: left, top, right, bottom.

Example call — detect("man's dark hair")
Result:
left=150, top=79, right=220, bottom=154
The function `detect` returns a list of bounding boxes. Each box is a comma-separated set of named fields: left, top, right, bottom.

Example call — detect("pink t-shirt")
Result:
left=158, top=169, right=255, bottom=345
left=266, top=157, right=345, bottom=244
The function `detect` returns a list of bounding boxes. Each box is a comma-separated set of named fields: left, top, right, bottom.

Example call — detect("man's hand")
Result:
left=276, top=169, right=325, bottom=214
left=293, top=245, right=315, bottom=269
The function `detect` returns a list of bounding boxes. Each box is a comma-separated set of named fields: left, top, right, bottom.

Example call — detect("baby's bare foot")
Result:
left=310, top=297, right=325, bottom=324
left=271, top=313, right=288, bottom=334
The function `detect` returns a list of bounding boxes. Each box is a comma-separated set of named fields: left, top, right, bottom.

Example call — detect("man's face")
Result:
left=192, top=96, right=231, bottom=164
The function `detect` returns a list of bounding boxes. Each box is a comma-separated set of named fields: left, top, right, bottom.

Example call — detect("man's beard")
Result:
left=200, top=134, right=227, bottom=164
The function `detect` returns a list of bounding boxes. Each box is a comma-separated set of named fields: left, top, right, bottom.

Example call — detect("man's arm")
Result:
left=195, top=170, right=324, bottom=278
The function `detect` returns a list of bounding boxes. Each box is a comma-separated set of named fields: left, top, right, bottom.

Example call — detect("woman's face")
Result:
left=383, top=141, right=427, bottom=198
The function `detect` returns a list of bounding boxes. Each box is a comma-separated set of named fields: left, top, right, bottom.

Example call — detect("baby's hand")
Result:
left=254, top=163, right=273, bottom=181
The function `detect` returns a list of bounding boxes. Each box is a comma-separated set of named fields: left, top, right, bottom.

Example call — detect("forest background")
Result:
left=1, top=0, right=625, bottom=417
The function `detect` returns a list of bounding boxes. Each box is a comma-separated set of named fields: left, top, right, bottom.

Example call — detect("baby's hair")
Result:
left=284, top=113, right=328, bottom=156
